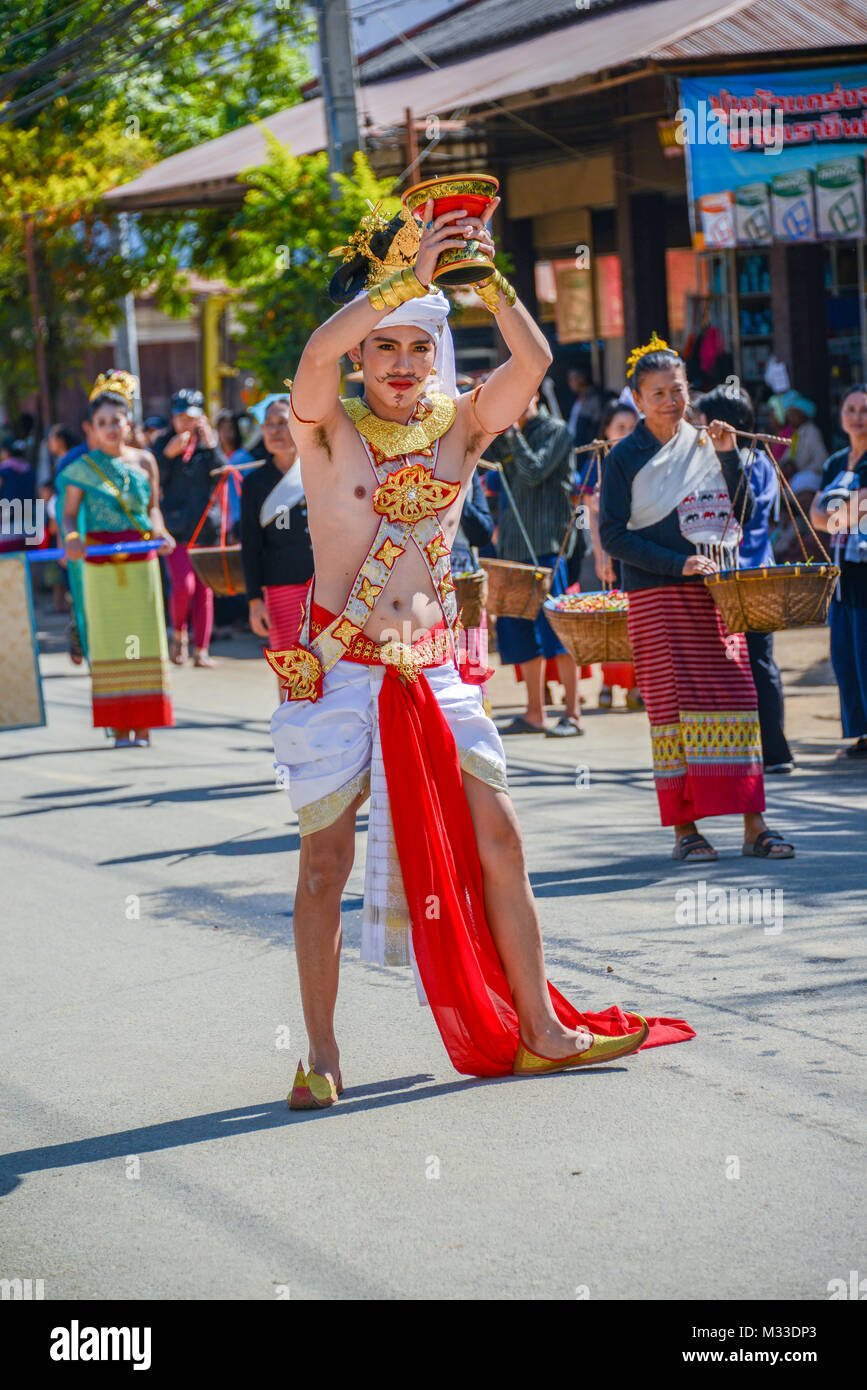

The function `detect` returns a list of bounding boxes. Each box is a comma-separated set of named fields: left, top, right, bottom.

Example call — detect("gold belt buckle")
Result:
left=379, top=639, right=421, bottom=683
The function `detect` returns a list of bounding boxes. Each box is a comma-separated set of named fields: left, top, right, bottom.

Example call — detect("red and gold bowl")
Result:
left=402, top=174, right=499, bottom=287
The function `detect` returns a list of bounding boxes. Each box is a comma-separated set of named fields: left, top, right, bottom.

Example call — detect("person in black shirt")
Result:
left=240, top=397, right=314, bottom=653
left=154, top=389, right=226, bottom=667
left=809, top=382, right=867, bottom=758
left=486, top=393, right=583, bottom=736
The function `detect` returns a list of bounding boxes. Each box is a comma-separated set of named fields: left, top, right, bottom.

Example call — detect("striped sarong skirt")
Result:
left=84, top=531, right=173, bottom=730
left=627, top=584, right=764, bottom=826
left=263, top=581, right=308, bottom=653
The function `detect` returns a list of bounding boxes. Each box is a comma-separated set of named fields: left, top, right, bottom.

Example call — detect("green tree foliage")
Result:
left=0, top=107, right=156, bottom=413
left=213, top=136, right=399, bottom=386
left=0, top=0, right=312, bottom=418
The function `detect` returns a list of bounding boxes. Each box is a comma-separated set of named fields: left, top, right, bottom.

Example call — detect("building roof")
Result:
left=654, top=0, right=867, bottom=58
left=105, top=0, right=867, bottom=212
left=353, top=0, right=618, bottom=83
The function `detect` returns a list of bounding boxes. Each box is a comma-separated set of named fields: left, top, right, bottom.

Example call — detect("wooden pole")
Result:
left=23, top=214, right=53, bottom=434
left=405, top=106, right=419, bottom=177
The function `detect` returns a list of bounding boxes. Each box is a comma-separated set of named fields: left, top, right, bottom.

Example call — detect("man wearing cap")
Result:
left=154, top=390, right=226, bottom=666
left=267, top=202, right=692, bottom=1109
left=143, top=416, right=168, bottom=448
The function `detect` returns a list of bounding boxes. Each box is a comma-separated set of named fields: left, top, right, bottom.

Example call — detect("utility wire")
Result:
left=0, top=0, right=152, bottom=101
left=370, top=8, right=669, bottom=194
left=0, top=0, right=238, bottom=124
left=0, top=0, right=93, bottom=58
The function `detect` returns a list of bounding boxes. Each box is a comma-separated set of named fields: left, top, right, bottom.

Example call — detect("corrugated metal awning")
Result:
left=105, top=0, right=866, bottom=210
left=651, top=0, right=867, bottom=58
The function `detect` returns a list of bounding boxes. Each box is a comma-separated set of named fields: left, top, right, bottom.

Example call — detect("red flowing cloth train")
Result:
left=378, top=664, right=695, bottom=1077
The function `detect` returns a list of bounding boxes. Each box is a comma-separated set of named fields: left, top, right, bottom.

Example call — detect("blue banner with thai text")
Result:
left=679, top=67, right=867, bottom=249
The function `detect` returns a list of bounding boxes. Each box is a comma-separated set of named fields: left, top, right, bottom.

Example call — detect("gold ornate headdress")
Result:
left=89, top=370, right=138, bottom=409
left=625, top=332, right=671, bottom=381
left=329, top=205, right=420, bottom=289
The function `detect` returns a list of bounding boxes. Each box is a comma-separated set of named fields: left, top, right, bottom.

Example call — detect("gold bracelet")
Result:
left=368, top=266, right=429, bottom=312
left=475, top=268, right=517, bottom=314
left=63, top=531, right=81, bottom=542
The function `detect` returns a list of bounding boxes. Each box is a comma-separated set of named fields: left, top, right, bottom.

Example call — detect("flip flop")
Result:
left=742, top=829, right=795, bottom=858
left=672, top=832, right=718, bottom=862
left=842, top=737, right=867, bottom=759
left=544, top=716, right=584, bottom=737
left=501, top=715, right=548, bottom=735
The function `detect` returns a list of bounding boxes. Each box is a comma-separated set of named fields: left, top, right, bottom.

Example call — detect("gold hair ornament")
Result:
left=89, top=370, right=138, bottom=409
left=330, top=206, right=420, bottom=290
left=625, top=332, right=671, bottom=381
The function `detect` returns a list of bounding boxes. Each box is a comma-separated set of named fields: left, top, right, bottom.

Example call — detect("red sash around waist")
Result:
left=309, top=599, right=453, bottom=668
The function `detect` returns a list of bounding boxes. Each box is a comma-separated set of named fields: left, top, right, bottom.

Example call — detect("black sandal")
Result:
left=672, top=832, right=718, bottom=862
left=742, top=829, right=795, bottom=858
left=501, top=715, right=547, bottom=735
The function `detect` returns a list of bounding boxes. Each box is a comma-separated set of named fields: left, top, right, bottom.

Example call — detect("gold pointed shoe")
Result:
left=512, top=1015, right=649, bottom=1076
left=288, top=1060, right=314, bottom=1110
left=307, top=1067, right=339, bottom=1108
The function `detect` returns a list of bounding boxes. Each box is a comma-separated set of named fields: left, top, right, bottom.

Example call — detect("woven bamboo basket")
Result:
left=705, top=563, right=839, bottom=634
left=480, top=558, right=552, bottom=620
left=188, top=545, right=246, bottom=598
left=543, top=596, right=633, bottom=665
left=453, top=569, right=488, bottom=628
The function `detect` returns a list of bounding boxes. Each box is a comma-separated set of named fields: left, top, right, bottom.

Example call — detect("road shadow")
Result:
left=0, top=1065, right=629, bottom=1196
left=99, top=830, right=304, bottom=866
left=1, top=780, right=279, bottom=821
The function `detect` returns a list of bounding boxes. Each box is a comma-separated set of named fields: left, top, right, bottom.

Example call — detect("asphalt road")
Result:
left=2, top=618, right=865, bottom=1300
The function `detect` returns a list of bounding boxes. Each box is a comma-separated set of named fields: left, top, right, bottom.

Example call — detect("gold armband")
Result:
left=475, top=268, right=517, bottom=314
left=368, top=266, right=430, bottom=312
left=63, top=531, right=81, bottom=542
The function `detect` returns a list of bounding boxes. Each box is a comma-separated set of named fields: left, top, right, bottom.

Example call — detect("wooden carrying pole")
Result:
left=23, top=214, right=52, bottom=434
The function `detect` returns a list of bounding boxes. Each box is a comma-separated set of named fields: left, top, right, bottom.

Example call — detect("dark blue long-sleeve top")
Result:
left=450, top=468, right=494, bottom=575
left=460, top=468, right=495, bottom=548
left=598, top=419, right=756, bottom=592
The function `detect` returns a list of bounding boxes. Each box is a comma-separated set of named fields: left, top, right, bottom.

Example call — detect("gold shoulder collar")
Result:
left=342, top=393, right=457, bottom=459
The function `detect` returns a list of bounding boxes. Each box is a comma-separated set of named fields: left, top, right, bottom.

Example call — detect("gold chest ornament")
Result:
left=266, top=395, right=462, bottom=700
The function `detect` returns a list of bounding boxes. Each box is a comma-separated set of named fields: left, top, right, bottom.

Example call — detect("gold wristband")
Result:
left=476, top=269, right=517, bottom=313
left=368, top=266, right=429, bottom=312
left=63, top=531, right=81, bottom=542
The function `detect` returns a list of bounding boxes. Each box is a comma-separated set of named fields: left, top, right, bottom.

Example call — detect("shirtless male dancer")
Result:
left=270, top=200, right=690, bottom=1107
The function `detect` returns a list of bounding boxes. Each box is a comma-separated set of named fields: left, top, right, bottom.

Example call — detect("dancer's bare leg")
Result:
left=292, top=793, right=362, bottom=1082
left=461, top=773, right=592, bottom=1057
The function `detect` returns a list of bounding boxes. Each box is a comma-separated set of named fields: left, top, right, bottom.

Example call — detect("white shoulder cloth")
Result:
left=259, top=457, right=304, bottom=527
left=627, top=420, right=725, bottom=531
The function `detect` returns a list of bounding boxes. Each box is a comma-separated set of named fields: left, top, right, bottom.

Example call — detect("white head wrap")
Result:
left=352, top=286, right=456, bottom=399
